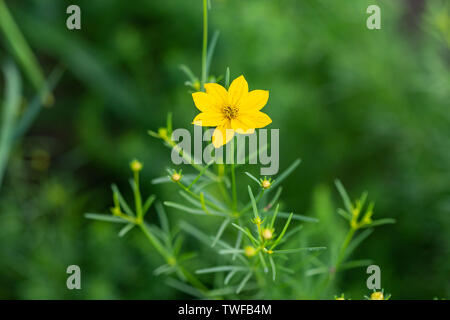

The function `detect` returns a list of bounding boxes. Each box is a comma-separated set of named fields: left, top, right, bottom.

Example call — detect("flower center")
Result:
left=223, top=105, right=238, bottom=119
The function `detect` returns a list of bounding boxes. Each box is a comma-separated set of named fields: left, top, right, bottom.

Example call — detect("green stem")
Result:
left=239, top=190, right=265, bottom=215
left=138, top=222, right=170, bottom=261
left=201, top=0, right=208, bottom=88
left=314, top=226, right=357, bottom=298
left=230, top=139, right=237, bottom=212
left=133, top=171, right=143, bottom=221
left=0, top=61, right=21, bottom=188
left=336, top=227, right=356, bottom=269
left=138, top=222, right=208, bottom=294
left=176, top=181, right=226, bottom=213
left=0, top=0, right=49, bottom=104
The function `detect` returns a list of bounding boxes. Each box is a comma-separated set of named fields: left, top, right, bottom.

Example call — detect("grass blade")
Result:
left=269, top=159, right=301, bottom=190
left=0, top=0, right=47, bottom=101
left=84, top=213, right=128, bottom=224
left=212, top=218, right=230, bottom=247
left=335, top=179, right=353, bottom=213
left=118, top=223, right=135, bottom=237
left=0, top=60, right=21, bottom=187
left=236, top=272, right=252, bottom=294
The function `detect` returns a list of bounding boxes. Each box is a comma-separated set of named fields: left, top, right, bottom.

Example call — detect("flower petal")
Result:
left=228, top=75, right=248, bottom=107
left=238, top=111, right=272, bottom=128
left=231, top=118, right=255, bottom=134
left=192, top=92, right=221, bottom=113
left=204, top=83, right=228, bottom=107
left=239, top=90, right=269, bottom=112
left=192, top=112, right=224, bottom=127
left=212, top=120, right=235, bottom=148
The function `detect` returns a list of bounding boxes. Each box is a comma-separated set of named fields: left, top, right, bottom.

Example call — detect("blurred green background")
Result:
left=0, top=0, right=448, bottom=299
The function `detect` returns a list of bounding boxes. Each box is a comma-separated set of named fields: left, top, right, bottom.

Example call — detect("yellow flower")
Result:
left=171, top=172, right=182, bottom=182
left=262, top=228, right=273, bottom=240
left=244, top=246, right=256, bottom=257
left=370, top=291, right=384, bottom=300
left=130, top=159, right=143, bottom=172
left=192, top=75, right=272, bottom=148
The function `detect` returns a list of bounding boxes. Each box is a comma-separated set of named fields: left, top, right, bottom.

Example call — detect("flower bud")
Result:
left=244, top=246, right=256, bottom=257
left=370, top=292, right=384, bottom=300
left=171, top=172, right=182, bottom=182
left=262, top=228, right=273, bottom=240
left=130, top=159, right=143, bottom=172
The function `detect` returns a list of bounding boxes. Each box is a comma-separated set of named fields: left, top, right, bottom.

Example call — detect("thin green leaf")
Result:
left=245, top=172, right=261, bottom=185
left=269, top=256, right=276, bottom=281
left=165, top=278, right=203, bottom=298
left=363, top=218, right=396, bottom=228
left=219, top=249, right=244, bottom=255
left=179, top=64, right=198, bottom=83
left=276, top=211, right=319, bottom=223
left=339, top=259, right=373, bottom=271
left=232, top=229, right=243, bottom=261
left=270, top=213, right=293, bottom=250
left=118, top=223, right=135, bottom=237
left=188, top=159, right=214, bottom=189
left=164, top=201, right=225, bottom=216
left=155, top=201, right=170, bottom=234
left=224, top=66, right=230, bottom=88
left=335, top=179, right=353, bottom=213
left=153, top=264, right=175, bottom=276
left=0, top=60, right=21, bottom=187
left=337, top=208, right=352, bottom=221
left=269, top=204, right=280, bottom=229
left=269, top=159, right=301, bottom=190
left=248, top=185, right=260, bottom=220
left=0, top=1, right=47, bottom=99
left=206, top=30, right=220, bottom=78
left=259, top=252, right=269, bottom=273
left=344, top=228, right=374, bottom=260
left=142, top=194, right=156, bottom=217
left=274, top=247, right=327, bottom=254
left=212, top=218, right=230, bottom=247
left=231, top=223, right=258, bottom=245
left=224, top=269, right=238, bottom=285
left=111, top=184, right=134, bottom=216
left=264, top=187, right=282, bottom=212
left=84, top=213, right=128, bottom=224
left=305, top=267, right=328, bottom=277
left=196, top=266, right=248, bottom=274
left=236, top=272, right=252, bottom=294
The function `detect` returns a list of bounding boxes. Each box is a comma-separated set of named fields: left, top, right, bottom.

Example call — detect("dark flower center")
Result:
left=223, top=105, right=238, bottom=119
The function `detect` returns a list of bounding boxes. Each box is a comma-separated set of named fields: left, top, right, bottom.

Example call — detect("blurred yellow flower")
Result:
left=370, top=291, right=384, bottom=300
left=192, top=75, right=271, bottom=148
left=244, top=246, right=256, bottom=257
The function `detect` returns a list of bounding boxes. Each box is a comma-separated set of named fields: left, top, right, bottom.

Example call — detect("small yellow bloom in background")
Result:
left=130, top=159, right=143, bottom=172
left=370, top=291, right=384, bottom=300
left=260, top=177, right=273, bottom=190
left=171, top=172, right=182, bottom=182
left=110, top=206, right=121, bottom=216
left=261, top=180, right=271, bottom=189
left=192, top=75, right=272, bottom=148
left=262, top=228, right=273, bottom=240
left=244, top=246, right=256, bottom=257
left=253, top=217, right=262, bottom=225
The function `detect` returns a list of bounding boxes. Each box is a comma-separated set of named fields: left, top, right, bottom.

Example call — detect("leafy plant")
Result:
left=85, top=0, right=395, bottom=299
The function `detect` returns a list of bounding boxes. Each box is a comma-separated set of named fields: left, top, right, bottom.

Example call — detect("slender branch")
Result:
left=201, top=0, right=208, bottom=88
